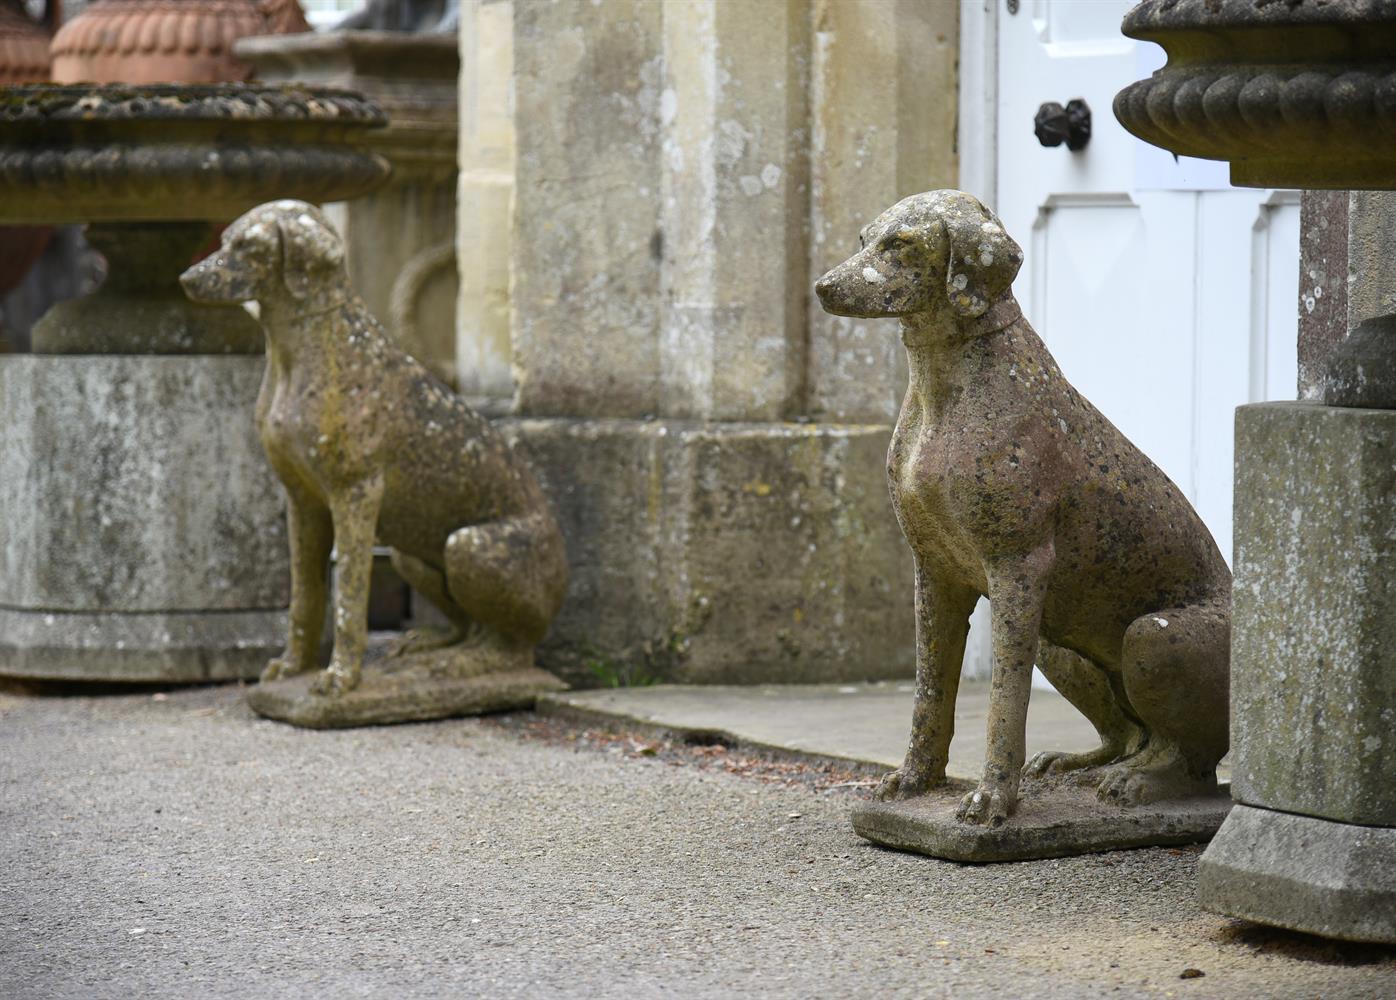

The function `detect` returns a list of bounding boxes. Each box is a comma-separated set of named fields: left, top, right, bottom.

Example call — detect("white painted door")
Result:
left=960, top=0, right=1299, bottom=678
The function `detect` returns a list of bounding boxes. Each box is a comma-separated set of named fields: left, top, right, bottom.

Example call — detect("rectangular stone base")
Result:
left=1199, top=803, right=1396, bottom=945
left=502, top=417, right=914, bottom=687
left=246, top=643, right=565, bottom=729
left=0, top=606, right=285, bottom=683
left=852, top=781, right=1233, bottom=863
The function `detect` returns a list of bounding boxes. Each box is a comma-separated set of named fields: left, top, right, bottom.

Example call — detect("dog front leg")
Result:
left=957, top=543, right=1053, bottom=827
left=263, top=487, right=333, bottom=682
left=311, top=474, right=384, bottom=696
left=878, top=565, right=978, bottom=800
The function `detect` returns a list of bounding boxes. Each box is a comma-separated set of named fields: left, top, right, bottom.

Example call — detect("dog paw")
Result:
left=955, top=783, right=1015, bottom=827
left=1023, top=751, right=1066, bottom=779
left=261, top=656, right=308, bottom=683
left=875, top=766, right=942, bottom=801
left=309, top=665, right=358, bottom=697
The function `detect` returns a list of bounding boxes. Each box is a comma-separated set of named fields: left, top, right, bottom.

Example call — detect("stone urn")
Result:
left=1115, top=0, right=1396, bottom=946
left=0, top=84, right=388, bottom=682
left=50, top=0, right=311, bottom=84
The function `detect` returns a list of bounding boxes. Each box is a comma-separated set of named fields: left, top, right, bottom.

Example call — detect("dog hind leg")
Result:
left=1095, top=601, right=1229, bottom=806
left=443, top=510, right=568, bottom=648
left=387, top=549, right=476, bottom=656
left=1024, top=642, right=1146, bottom=780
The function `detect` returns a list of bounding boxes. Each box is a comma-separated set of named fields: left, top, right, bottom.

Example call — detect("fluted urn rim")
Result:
left=1115, top=0, right=1396, bottom=189
left=0, top=83, right=390, bottom=224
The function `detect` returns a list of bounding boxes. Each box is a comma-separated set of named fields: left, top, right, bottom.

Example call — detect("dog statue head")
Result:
left=814, top=190, right=1022, bottom=321
left=181, top=200, right=348, bottom=312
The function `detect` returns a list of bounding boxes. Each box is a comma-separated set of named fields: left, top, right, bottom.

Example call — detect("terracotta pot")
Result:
left=50, top=0, right=311, bottom=84
left=0, top=0, right=50, bottom=84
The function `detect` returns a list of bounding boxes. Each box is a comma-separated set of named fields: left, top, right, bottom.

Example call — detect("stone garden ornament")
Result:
left=816, top=190, right=1233, bottom=861
left=181, top=200, right=567, bottom=727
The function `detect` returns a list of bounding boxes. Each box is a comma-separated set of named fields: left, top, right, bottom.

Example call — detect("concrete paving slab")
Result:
left=539, top=681, right=1122, bottom=780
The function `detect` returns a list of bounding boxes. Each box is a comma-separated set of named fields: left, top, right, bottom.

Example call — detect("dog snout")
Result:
left=180, top=254, right=254, bottom=305
left=179, top=258, right=218, bottom=302
left=815, top=253, right=888, bottom=318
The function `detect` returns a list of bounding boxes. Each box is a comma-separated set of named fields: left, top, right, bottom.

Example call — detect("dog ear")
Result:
left=275, top=206, right=346, bottom=301
left=942, top=197, right=1023, bottom=318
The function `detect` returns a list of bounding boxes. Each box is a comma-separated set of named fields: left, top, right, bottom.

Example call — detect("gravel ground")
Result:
left=1, top=684, right=1392, bottom=1000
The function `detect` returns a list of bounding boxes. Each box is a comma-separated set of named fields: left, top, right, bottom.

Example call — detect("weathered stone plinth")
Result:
left=1199, top=401, right=1396, bottom=942
left=504, top=418, right=914, bottom=687
left=0, top=356, right=288, bottom=682
left=246, top=640, right=565, bottom=729
left=852, top=780, right=1233, bottom=864
left=1199, top=804, right=1396, bottom=945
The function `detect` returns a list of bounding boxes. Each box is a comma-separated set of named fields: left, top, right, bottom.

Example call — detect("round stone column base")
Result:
left=1199, top=803, right=1396, bottom=945
left=0, top=607, right=285, bottom=683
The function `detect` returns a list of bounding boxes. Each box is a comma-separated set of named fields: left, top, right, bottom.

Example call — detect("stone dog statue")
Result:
left=181, top=200, right=567, bottom=698
left=815, top=190, right=1231, bottom=827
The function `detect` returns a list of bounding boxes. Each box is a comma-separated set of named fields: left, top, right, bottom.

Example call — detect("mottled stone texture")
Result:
left=1231, top=402, right=1396, bottom=827
left=501, top=0, right=957, bottom=424
left=504, top=419, right=914, bottom=687
left=510, top=0, right=663, bottom=419
left=0, top=356, right=288, bottom=680
left=1200, top=804, right=1396, bottom=945
left=1297, top=191, right=1348, bottom=402
left=459, top=0, right=958, bottom=684
left=807, top=0, right=958, bottom=424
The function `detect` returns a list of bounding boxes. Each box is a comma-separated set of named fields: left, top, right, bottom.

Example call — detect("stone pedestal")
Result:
left=1198, top=402, right=1396, bottom=943
left=238, top=31, right=461, bottom=386
left=0, top=356, right=288, bottom=682
left=504, top=418, right=913, bottom=687
left=0, top=84, right=387, bottom=684
left=458, top=0, right=958, bottom=684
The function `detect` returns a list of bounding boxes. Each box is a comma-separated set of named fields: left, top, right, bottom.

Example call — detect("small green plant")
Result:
left=581, top=647, right=661, bottom=689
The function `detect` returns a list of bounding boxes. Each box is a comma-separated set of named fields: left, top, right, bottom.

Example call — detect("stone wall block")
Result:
left=511, top=0, right=664, bottom=418
left=658, top=0, right=810, bottom=422
left=806, top=0, right=957, bottom=424
left=1232, top=402, right=1396, bottom=826
left=505, top=418, right=913, bottom=686
left=458, top=0, right=516, bottom=410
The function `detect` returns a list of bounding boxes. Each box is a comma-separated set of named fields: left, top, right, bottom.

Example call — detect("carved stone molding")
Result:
left=1114, top=0, right=1396, bottom=189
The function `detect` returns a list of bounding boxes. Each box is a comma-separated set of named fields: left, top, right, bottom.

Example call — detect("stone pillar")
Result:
left=1296, top=191, right=1347, bottom=401
left=238, top=31, right=461, bottom=387
left=456, top=0, right=515, bottom=413
left=1198, top=193, right=1396, bottom=945
left=459, top=0, right=958, bottom=685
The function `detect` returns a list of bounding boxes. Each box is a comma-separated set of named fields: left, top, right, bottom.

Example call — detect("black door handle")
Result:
left=1034, top=99, right=1092, bottom=151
